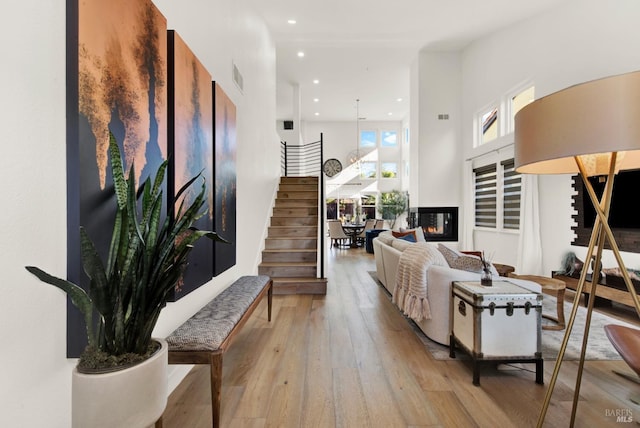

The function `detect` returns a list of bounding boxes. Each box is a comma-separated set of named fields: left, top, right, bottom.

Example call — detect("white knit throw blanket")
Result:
left=392, top=243, right=447, bottom=321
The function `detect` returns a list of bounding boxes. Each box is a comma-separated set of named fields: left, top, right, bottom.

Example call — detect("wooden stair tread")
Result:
left=269, top=224, right=318, bottom=230
left=274, top=204, right=318, bottom=207
left=272, top=214, right=318, bottom=218
left=263, top=248, right=316, bottom=253
left=266, top=236, right=317, bottom=240
left=269, top=225, right=317, bottom=228
left=259, top=261, right=317, bottom=267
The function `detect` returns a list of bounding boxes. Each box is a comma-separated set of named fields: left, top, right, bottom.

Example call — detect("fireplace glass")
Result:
left=408, top=207, right=458, bottom=242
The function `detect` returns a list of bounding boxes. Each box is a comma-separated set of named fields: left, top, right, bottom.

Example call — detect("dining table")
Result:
left=341, top=223, right=365, bottom=248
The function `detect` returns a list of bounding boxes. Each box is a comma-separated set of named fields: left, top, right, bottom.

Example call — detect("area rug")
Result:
left=367, top=271, right=636, bottom=361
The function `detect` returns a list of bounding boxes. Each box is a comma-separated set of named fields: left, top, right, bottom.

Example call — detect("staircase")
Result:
left=258, top=176, right=327, bottom=295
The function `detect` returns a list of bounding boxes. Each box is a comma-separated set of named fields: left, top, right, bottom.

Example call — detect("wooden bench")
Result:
left=160, top=275, right=273, bottom=427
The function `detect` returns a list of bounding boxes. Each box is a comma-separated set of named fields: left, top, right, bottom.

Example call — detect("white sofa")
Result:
left=372, top=230, right=541, bottom=345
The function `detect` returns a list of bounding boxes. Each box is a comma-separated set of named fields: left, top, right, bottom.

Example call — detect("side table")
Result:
left=493, top=263, right=515, bottom=277
left=508, top=273, right=566, bottom=331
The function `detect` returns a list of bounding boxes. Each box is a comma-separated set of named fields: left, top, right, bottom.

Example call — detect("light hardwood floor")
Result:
left=162, top=244, right=640, bottom=427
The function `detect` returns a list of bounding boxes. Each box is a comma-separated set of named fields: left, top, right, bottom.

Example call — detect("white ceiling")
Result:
left=247, top=0, right=569, bottom=122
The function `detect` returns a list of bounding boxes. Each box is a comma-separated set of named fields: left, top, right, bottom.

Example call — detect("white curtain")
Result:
left=517, top=173, right=543, bottom=275
left=461, top=160, right=474, bottom=250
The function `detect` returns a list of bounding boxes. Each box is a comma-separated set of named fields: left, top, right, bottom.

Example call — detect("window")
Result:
left=473, top=158, right=521, bottom=230
left=381, top=131, right=397, bottom=147
left=476, top=85, right=534, bottom=146
left=474, top=164, right=497, bottom=228
left=361, top=194, right=376, bottom=219
left=339, top=198, right=356, bottom=221
left=479, top=107, right=498, bottom=145
left=359, top=161, right=377, bottom=178
left=325, top=198, right=337, bottom=219
left=380, top=162, right=397, bottom=178
left=502, top=159, right=521, bottom=230
left=510, top=86, right=535, bottom=132
left=360, top=130, right=376, bottom=148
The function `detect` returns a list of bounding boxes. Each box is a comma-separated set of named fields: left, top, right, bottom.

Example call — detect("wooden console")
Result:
left=552, top=273, right=636, bottom=307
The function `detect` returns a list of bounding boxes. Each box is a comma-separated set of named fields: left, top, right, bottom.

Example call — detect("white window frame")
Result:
left=473, top=163, right=497, bottom=228
left=475, top=103, right=499, bottom=147
left=505, top=83, right=535, bottom=135
left=473, top=156, right=521, bottom=231
left=501, top=158, right=521, bottom=230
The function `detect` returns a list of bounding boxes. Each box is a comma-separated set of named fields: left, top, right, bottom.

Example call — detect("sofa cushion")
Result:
left=391, top=238, right=415, bottom=252
left=376, top=230, right=396, bottom=246
left=399, top=227, right=426, bottom=242
left=398, top=233, right=417, bottom=242
left=392, top=230, right=417, bottom=242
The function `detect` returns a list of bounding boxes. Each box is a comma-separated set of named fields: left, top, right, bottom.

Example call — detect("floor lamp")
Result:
left=514, top=70, right=640, bottom=427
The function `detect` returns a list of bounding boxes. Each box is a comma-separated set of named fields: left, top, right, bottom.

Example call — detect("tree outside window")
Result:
left=378, top=190, right=408, bottom=229
left=359, top=162, right=377, bottom=178
left=381, top=162, right=397, bottom=178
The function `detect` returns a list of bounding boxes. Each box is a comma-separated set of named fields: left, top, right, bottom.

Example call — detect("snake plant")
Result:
left=26, top=132, right=226, bottom=370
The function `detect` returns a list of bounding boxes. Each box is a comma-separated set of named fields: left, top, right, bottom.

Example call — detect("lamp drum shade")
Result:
left=514, top=71, right=640, bottom=176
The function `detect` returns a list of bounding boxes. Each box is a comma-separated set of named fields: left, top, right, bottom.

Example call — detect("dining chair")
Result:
left=328, top=220, right=349, bottom=247
left=357, top=218, right=376, bottom=244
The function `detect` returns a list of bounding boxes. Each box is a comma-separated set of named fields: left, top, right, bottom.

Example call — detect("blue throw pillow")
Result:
left=398, top=233, right=417, bottom=243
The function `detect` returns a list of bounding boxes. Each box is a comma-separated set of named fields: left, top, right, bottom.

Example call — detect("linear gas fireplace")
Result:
left=408, top=207, right=458, bottom=242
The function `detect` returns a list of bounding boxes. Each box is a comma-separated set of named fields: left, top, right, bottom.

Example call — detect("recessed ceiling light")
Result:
left=397, top=98, right=403, bottom=102
left=314, top=112, right=320, bottom=116
left=313, top=98, right=319, bottom=103
left=297, top=51, right=305, bottom=58
left=287, top=19, right=297, bottom=24
left=313, top=79, right=319, bottom=84
left=388, top=112, right=393, bottom=116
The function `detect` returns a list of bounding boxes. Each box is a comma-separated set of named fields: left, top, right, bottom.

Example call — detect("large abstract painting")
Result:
left=167, top=30, right=214, bottom=299
left=213, top=83, right=237, bottom=275
left=67, top=0, right=167, bottom=356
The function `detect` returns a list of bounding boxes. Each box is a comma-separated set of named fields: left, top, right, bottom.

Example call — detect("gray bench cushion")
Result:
left=166, top=275, right=271, bottom=351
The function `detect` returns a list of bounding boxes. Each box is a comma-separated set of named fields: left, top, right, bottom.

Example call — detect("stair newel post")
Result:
left=320, top=132, right=325, bottom=280
left=281, top=141, right=288, bottom=177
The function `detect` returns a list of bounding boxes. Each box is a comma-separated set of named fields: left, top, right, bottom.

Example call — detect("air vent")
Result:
left=437, top=114, right=449, bottom=120
left=232, top=62, right=244, bottom=93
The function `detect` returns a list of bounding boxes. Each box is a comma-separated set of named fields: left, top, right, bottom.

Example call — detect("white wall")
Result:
left=416, top=52, right=462, bottom=207
left=409, top=58, right=421, bottom=203
left=0, top=2, right=72, bottom=426
left=0, top=0, right=279, bottom=426
left=460, top=0, right=640, bottom=272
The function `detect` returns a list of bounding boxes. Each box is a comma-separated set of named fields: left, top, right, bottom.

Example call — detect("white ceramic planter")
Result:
left=72, top=338, right=168, bottom=428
